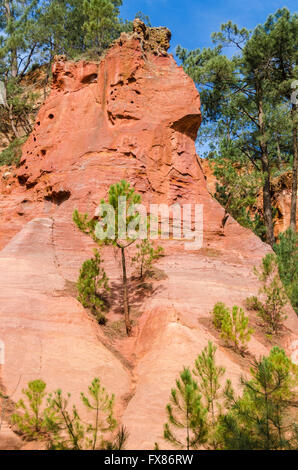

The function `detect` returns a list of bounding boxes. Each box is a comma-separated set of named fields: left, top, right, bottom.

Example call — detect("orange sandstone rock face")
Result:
left=0, top=23, right=297, bottom=449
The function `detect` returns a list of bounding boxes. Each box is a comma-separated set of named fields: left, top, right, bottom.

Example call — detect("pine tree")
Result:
left=193, top=342, right=225, bottom=425
left=177, top=9, right=298, bottom=246
left=47, top=378, right=117, bottom=450
left=80, top=378, right=116, bottom=450
left=73, top=180, right=143, bottom=336
left=217, top=347, right=298, bottom=450
left=11, top=379, right=56, bottom=440
left=82, top=0, right=122, bottom=54
left=163, top=368, right=208, bottom=450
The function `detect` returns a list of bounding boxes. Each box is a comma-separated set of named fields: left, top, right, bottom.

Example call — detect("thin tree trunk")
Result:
left=290, top=103, right=297, bottom=231
left=8, top=103, right=19, bottom=138
left=4, top=1, right=18, bottom=78
left=258, top=92, right=275, bottom=247
left=121, top=246, right=131, bottom=336
left=276, top=138, right=282, bottom=170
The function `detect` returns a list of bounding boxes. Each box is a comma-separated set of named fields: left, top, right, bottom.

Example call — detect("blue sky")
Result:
left=120, top=0, right=298, bottom=53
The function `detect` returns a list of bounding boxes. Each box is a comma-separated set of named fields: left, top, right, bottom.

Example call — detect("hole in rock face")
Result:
left=48, top=114, right=54, bottom=119
left=33, top=137, right=36, bottom=142
left=81, top=73, right=98, bottom=84
left=37, top=121, right=40, bottom=126
left=44, top=189, right=71, bottom=205
left=41, top=149, right=47, bottom=156
left=18, top=174, right=29, bottom=185
left=171, top=114, right=202, bottom=140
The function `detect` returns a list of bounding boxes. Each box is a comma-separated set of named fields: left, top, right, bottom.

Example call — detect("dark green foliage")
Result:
left=77, top=249, right=109, bottom=324
left=82, top=0, right=123, bottom=55
left=132, top=239, right=164, bottom=279
left=177, top=8, right=298, bottom=246
left=217, top=347, right=298, bottom=450
left=163, top=367, right=208, bottom=450
left=213, top=159, right=267, bottom=240
left=274, top=228, right=298, bottom=314
left=253, top=254, right=288, bottom=333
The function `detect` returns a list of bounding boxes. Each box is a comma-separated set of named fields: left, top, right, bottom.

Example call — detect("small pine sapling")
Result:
left=81, top=378, right=116, bottom=450
left=211, top=302, right=230, bottom=330
left=193, top=342, right=225, bottom=425
left=132, top=239, right=164, bottom=279
left=163, top=367, right=208, bottom=450
left=220, top=305, right=254, bottom=353
left=11, top=380, right=56, bottom=440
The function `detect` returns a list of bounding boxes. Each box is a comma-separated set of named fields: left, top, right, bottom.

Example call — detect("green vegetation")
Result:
left=248, top=254, right=288, bottom=333
left=177, top=8, right=297, bottom=245
left=132, top=239, right=164, bottom=279
left=11, top=380, right=56, bottom=440
left=0, top=136, right=26, bottom=166
left=163, top=367, right=208, bottom=450
left=274, top=228, right=298, bottom=314
left=12, top=377, right=127, bottom=450
left=217, top=347, right=298, bottom=450
left=11, top=347, right=297, bottom=451
left=74, top=180, right=146, bottom=336
left=77, top=249, right=110, bottom=325
left=193, top=342, right=225, bottom=425
left=212, top=303, right=254, bottom=353
left=160, top=346, right=297, bottom=450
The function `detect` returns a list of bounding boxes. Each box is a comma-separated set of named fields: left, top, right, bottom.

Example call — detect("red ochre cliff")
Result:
left=0, top=21, right=297, bottom=450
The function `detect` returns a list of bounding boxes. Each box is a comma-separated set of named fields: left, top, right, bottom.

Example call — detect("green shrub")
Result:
left=253, top=254, right=288, bottom=333
left=245, top=296, right=263, bottom=312
left=274, top=228, right=298, bottom=314
left=11, top=380, right=56, bottom=440
left=12, top=377, right=124, bottom=450
left=217, top=347, right=298, bottom=450
left=220, top=305, right=254, bottom=353
left=212, top=302, right=230, bottom=330
left=0, top=137, right=25, bottom=166
left=77, top=249, right=110, bottom=324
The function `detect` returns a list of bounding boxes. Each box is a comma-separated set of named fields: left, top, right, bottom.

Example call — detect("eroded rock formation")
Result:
left=0, top=22, right=297, bottom=449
